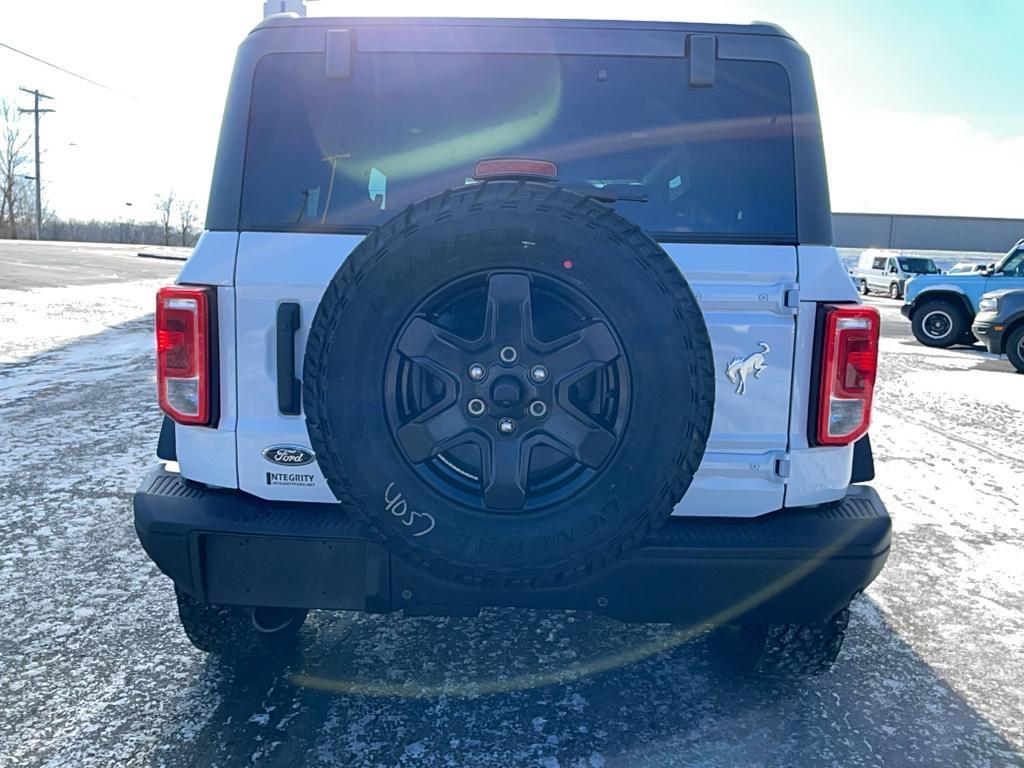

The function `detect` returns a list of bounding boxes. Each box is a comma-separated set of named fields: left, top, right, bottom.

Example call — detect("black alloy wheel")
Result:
left=385, top=270, right=629, bottom=513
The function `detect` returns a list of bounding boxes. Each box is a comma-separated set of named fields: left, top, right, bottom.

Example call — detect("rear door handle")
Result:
left=276, top=302, right=302, bottom=415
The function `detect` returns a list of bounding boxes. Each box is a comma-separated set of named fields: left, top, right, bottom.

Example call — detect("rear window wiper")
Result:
left=564, top=183, right=649, bottom=204
left=472, top=160, right=648, bottom=203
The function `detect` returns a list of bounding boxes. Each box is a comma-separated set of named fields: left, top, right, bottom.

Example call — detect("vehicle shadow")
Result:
left=150, top=596, right=1023, bottom=768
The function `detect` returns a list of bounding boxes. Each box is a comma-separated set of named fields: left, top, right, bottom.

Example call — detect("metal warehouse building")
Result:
left=833, top=213, right=1024, bottom=254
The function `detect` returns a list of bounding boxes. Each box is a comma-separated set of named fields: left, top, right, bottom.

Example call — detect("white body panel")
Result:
left=785, top=246, right=859, bottom=507
left=233, top=233, right=362, bottom=501
left=177, top=230, right=238, bottom=287
left=175, top=232, right=861, bottom=517
left=174, top=233, right=241, bottom=488
left=174, top=286, right=239, bottom=489
left=664, top=244, right=797, bottom=517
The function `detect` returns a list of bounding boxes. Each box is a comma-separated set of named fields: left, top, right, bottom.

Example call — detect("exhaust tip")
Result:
left=251, top=606, right=303, bottom=634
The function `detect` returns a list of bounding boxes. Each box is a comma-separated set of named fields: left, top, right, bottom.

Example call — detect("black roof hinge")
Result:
left=326, top=29, right=353, bottom=79
left=687, top=34, right=717, bottom=87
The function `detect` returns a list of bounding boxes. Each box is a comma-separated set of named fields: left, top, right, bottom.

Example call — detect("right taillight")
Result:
left=816, top=304, right=879, bottom=446
left=156, top=286, right=214, bottom=426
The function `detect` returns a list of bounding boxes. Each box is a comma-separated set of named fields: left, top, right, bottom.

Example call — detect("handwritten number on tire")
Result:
left=384, top=483, right=436, bottom=537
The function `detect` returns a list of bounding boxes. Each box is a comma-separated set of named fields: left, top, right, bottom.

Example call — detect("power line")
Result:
left=0, top=40, right=134, bottom=98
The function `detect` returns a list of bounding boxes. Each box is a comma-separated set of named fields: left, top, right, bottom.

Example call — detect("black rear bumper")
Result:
left=134, top=466, right=891, bottom=625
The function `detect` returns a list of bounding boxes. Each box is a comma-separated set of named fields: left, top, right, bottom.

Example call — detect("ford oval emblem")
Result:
left=262, top=445, right=315, bottom=466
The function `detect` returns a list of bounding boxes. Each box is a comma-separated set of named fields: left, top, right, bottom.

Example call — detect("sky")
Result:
left=1, top=0, right=1022, bottom=225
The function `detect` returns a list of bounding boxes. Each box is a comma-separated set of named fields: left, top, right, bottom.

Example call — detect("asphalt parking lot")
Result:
left=0, top=240, right=189, bottom=290
left=1, top=242, right=1022, bottom=767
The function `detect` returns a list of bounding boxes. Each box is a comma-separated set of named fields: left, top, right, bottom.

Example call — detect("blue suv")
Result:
left=902, top=239, right=1024, bottom=347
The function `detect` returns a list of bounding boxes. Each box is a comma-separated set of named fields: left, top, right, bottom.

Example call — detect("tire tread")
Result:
left=740, top=608, right=850, bottom=678
left=304, top=181, right=714, bottom=590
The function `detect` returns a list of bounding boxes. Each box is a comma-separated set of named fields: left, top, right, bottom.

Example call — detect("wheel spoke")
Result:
left=483, top=273, right=534, bottom=347
left=541, top=410, right=617, bottom=468
left=482, top=438, right=529, bottom=510
left=396, top=402, right=472, bottom=463
left=543, top=321, right=620, bottom=381
left=396, top=317, right=471, bottom=380
left=387, top=268, right=630, bottom=512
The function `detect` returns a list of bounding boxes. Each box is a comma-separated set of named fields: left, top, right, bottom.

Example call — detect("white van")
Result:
left=855, top=249, right=939, bottom=299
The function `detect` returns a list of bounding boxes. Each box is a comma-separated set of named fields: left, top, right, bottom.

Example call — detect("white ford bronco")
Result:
left=134, top=15, right=890, bottom=677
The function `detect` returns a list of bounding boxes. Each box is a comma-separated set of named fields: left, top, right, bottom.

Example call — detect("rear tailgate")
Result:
left=233, top=234, right=797, bottom=517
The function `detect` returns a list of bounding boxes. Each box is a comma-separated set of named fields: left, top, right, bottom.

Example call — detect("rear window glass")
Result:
left=241, top=51, right=796, bottom=240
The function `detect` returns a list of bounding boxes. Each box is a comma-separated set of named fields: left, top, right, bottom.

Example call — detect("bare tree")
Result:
left=156, top=191, right=175, bottom=246
left=0, top=99, right=31, bottom=238
left=12, top=175, right=35, bottom=238
left=119, top=217, right=136, bottom=244
left=176, top=198, right=197, bottom=247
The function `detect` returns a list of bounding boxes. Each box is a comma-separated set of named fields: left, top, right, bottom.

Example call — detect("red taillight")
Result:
left=156, top=286, right=213, bottom=426
left=473, top=158, right=559, bottom=180
left=816, top=305, right=879, bottom=446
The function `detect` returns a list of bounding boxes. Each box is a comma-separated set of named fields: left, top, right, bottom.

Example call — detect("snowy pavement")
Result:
left=1, top=271, right=1023, bottom=766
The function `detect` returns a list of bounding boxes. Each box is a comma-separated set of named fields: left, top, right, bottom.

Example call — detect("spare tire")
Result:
left=304, top=181, right=714, bottom=589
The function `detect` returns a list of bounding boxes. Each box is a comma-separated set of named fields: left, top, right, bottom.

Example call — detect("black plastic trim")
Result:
left=902, top=291, right=975, bottom=323
left=156, top=416, right=177, bottom=461
left=851, top=434, right=875, bottom=483
left=230, top=224, right=800, bottom=246
left=200, top=287, right=221, bottom=428
left=687, top=34, right=716, bottom=87
left=805, top=302, right=829, bottom=446
left=252, top=17, right=796, bottom=38
left=276, top=302, right=302, bottom=415
left=326, top=28, right=353, bottom=78
left=996, top=309, right=1024, bottom=354
left=1000, top=308, right=1024, bottom=331
left=973, top=304, right=1024, bottom=354
left=134, top=465, right=890, bottom=624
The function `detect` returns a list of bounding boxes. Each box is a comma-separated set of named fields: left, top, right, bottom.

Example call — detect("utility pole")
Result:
left=18, top=87, right=55, bottom=240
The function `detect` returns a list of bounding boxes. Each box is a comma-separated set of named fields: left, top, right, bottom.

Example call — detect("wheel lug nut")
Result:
left=530, top=365, right=548, bottom=383
left=528, top=401, right=548, bottom=419
left=498, top=417, right=516, bottom=434
left=499, top=346, right=518, bottom=364
left=468, top=363, right=486, bottom=381
left=467, top=398, right=486, bottom=417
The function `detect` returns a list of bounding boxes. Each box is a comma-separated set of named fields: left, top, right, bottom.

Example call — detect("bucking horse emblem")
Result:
left=725, top=342, right=770, bottom=395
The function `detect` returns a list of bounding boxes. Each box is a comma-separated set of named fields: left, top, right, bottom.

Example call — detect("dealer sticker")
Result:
left=266, top=471, right=315, bottom=487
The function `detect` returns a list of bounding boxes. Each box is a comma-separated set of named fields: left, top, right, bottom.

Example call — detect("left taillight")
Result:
left=156, top=286, right=214, bottom=426
left=816, top=304, right=880, bottom=446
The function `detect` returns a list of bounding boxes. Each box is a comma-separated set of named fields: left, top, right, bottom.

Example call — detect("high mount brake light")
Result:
left=473, top=158, right=559, bottom=181
left=156, top=286, right=214, bottom=426
left=816, top=305, right=879, bottom=446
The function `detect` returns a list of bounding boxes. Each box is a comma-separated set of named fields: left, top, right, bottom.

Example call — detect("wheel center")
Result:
left=490, top=375, right=523, bottom=408
left=386, top=269, right=630, bottom=513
